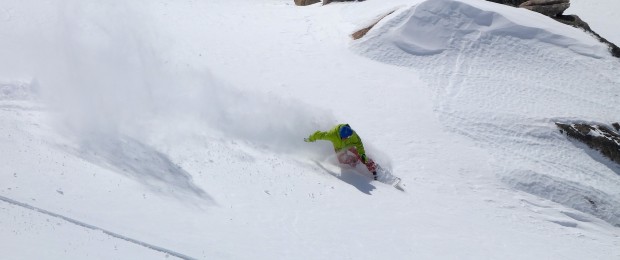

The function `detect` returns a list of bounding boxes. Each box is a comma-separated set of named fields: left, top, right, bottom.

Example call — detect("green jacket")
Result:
left=307, top=124, right=367, bottom=159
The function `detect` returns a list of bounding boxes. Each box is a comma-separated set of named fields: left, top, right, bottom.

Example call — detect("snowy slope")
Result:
left=1, top=0, right=620, bottom=259
left=353, top=0, right=620, bottom=226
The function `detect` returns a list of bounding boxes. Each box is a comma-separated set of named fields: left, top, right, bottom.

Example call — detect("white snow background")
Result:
left=1, top=0, right=619, bottom=259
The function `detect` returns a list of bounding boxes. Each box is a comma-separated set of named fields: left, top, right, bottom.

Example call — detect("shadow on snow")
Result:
left=313, top=161, right=376, bottom=195
left=66, top=134, right=213, bottom=203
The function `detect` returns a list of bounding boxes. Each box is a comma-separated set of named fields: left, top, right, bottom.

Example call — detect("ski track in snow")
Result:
left=0, top=195, right=192, bottom=260
left=353, top=0, right=620, bottom=226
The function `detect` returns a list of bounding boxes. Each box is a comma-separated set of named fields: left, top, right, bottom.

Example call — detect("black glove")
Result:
left=373, top=171, right=377, bottom=180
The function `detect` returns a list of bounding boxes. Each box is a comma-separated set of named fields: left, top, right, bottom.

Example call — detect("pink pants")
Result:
left=337, top=147, right=377, bottom=173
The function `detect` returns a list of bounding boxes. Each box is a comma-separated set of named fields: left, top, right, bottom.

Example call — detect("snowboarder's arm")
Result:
left=306, top=130, right=332, bottom=142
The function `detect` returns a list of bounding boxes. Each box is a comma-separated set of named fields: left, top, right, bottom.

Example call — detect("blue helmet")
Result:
left=339, top=124, right=353, bottom=139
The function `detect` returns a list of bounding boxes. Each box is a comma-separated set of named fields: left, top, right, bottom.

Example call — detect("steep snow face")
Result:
left=353, top=0, right=620, bottom=226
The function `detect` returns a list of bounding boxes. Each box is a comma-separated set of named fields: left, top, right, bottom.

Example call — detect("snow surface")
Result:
left=1, top=0, right=620, bottom=259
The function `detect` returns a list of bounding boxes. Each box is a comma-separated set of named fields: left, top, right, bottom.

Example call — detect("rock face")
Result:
left=488, top=0, right=569, bottom=16
left=294, top=0, right=320, bottom=6
left=486, top=0, right=527, bottom=7
left=351, top=11, right=395, bottom=40
left=322, top=0, right=358, bottom=5
left=519, top=0, right=570, bottom=17
left=556, top=122, right=620, bottom=165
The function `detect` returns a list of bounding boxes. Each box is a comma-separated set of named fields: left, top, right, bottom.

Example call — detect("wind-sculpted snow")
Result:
left=505, top=170, right=620, bottom=227
left=356, top=0, right=607, bottom=59
left=353, top=0, right=620, bottom=226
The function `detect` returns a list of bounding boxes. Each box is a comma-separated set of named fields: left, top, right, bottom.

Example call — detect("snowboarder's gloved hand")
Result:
left=373, top=171, right=378, bottom=180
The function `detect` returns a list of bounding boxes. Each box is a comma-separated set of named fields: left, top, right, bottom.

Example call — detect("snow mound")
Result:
left=356, top=0, right=607, bottom=60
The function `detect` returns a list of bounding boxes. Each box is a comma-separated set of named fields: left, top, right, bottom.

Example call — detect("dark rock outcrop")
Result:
left=519, top=0, right=570, bottom=17
left=486, top=0, right=528, bottom=7
left=322, top=0, right=360, bottom=5
left=556, top=122, right=620, bottom=165
left=294, top=0, right=320, bottom=6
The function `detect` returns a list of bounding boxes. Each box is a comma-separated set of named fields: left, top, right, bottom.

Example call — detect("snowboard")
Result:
left=375, top=164, right=404, bottom=191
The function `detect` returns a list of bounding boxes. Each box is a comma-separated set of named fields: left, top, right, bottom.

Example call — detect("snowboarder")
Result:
left=304, top=124, right=378, bottom=180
